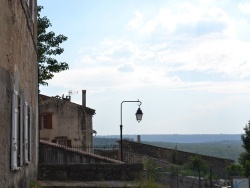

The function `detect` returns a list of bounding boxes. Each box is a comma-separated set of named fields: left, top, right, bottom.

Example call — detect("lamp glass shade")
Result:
left=135, top=107, right=143, bottom=122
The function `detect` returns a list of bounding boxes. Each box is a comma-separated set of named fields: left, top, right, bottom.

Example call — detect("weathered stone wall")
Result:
left=39, top=97, right=94, bottom=149
left=38, top=163, right=144, bottom=181
left=123, top=140, right=234, bottom=171
left=0, top=0, right=38, bottom=187
left=40, top=99, right=81, bottom=144
left=39, top=141, right=122, bottom=164
left=160, top=172, right=211, bottom=188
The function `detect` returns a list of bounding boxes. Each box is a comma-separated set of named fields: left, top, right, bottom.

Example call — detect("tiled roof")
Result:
left=39, top=94, right=95, bottom=115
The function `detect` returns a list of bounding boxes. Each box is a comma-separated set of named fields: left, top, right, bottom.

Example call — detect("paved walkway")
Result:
left=38, top=180, right=140, bottom=188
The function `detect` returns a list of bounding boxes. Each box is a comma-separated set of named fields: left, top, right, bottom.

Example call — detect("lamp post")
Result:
left=120, top=100, right=143, bottom=162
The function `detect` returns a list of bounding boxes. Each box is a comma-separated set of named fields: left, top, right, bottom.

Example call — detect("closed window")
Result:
left=39, top=113, right=52, bottom=129
left=11, top=90, right=23, bottom=170
left=24, top=102, right=31, bottom=164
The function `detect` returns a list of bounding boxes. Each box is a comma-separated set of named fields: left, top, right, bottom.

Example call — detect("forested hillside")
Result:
left=94, top=136, right=244, bottom=162
left=144, top=140, right=244, bottom=162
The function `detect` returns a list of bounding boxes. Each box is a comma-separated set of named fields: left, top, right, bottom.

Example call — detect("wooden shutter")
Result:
left=18, top=96, right=23, bottom=167
left=24, top=102, right=29, bottom=164
left=39, top=114, right=42, bottom=130
left=46, top=114, right=52, bottom=129
left=11, top=90, right=18, bottom=170
left=28, top=106, right=31, bottom=162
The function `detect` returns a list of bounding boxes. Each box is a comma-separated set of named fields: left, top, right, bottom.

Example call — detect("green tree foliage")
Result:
left=240, top=120, right=250, bottom=176
left=226, top=164, right=244, bottom=176
left=144, top=159, right=162, bottom=181
left=241, top=121, right=250, bottom=154
left=37, top=6, right=69, bottom=86
left=186, top=155, right=208, bottom=170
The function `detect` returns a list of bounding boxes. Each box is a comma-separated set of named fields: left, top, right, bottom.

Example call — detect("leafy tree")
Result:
left=239, top=152, right=250, bottom=166
left=186, top=155, right=208, bottom=170
left=241, top=121, right=250, bottom=154
left=226, top=164, right=244, bottom=176
left=144, top=158, right=161, bottom=181
left=240, top=120, right=250, bottom=176
left=37, top=6, right=69, bottom=86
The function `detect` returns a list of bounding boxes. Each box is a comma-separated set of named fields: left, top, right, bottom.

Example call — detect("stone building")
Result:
left=39, top=90, right=96, bottom=151
left=0, top=0, right=38, bottom=187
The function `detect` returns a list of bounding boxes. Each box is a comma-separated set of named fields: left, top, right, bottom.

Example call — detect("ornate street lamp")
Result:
left=120, top=100, right=143, bottom=162
left=136, top=107, right=143, bottom=122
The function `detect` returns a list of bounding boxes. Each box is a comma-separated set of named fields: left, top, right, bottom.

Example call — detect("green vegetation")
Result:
left=185, top=155, right=208, bottom=170
left=144, top=140, right=244, bottom=162
left=37, top=6, right=69, bottom=86
left=240, top=120, right=250, bottom=176
left=140, top=180, right=166, bottom=188
left=226, top=164, right=244, bottom=176
left=142, top=159, right=168, bottom=188
left=144, top=158, right=162, bottom=181
left=30, top=181, right=41, bottom=188
left=94, top=137, right=244, bottom=162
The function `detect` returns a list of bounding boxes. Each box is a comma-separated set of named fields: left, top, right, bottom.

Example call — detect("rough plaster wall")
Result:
left=85, top=114, right=93, bottom=148
left=0, top=0, right=38, bottom=187
left=0, top=68, right=12, bottom=186
left=40, top=99, right=94, bottom=148
left=39, top=99, right=58, bottom=140
left=40, top=100, right=84, bottom=145
left=58, top=101, right=80, bottom=140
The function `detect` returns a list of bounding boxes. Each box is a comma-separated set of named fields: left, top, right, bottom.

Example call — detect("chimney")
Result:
left=137, top=135, right=141, bottom=143
left=82, top=90, right=86, bottom=107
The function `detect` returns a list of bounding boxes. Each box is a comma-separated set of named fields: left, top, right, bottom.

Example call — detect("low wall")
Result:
left=38, top=163, right=144, bottom=181
left=122, top=140, right=234, bottom=170
left=39, top=140, right=122, bottom=164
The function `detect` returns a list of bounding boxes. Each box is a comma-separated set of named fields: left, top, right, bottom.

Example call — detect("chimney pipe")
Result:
left=137, top=135, right=141, bottom=143
left=82, top=90, right=86, bottom=107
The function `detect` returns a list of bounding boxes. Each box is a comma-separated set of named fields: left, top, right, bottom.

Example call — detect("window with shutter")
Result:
left=17, top=96, right=23, bottom=167
left=28, top=106, right=31, bottom=162
left=24, top=102, right=29, bottom=164
left=11, top=90, right=20, bottom=171
left=39, top=114, right=42, bottom=130
left=43, top=114, right=52, bottom=129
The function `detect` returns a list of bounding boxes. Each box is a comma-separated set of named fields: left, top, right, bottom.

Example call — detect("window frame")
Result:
left=40, top=113, right=53, bottom=129
left=11, top=90, right=22, bottom=171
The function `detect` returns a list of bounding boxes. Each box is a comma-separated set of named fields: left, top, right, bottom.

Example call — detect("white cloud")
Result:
left=239, top=2, right=250, bottom=14
left=58, top=33, right=250, bottom=95
left=125, top=2, right=237, bottom=40
left=126, top=11, right=144, bottom=31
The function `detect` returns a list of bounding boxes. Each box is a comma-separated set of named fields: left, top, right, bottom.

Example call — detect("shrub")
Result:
left=226, top=163, right=244, bottom=176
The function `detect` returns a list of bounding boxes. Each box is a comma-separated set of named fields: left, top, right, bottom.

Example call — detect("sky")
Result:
left=38, top=0, right=250, bottom=135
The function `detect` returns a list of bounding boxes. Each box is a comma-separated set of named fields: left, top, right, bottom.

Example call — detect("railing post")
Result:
left=198, top=168, right=201, bottom=188
left=177, top=168, right=179, bottom=188
left=210, top=169, right=212, bottom=188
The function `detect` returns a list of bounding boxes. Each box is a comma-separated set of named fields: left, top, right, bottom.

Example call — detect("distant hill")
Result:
left=145, top=140, right=244, bottom=162
left=96, top=134, right=241, bottom=143
left=94, top=134, right=244, bottom=162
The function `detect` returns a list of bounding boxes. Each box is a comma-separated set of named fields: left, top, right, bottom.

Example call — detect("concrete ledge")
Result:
left=40, top=140, right=123, bottom=164
left=39, top=163, right=144, bottom=181
left=38, top=180, right=140, bottom=188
